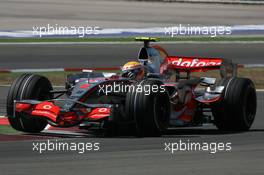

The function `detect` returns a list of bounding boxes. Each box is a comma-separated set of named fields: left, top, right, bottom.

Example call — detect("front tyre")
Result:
left=213, top=78, right=257, bottom=131
left=6, top=74, right=53, bottom=133
left=126, top=80, right=170, bottom=136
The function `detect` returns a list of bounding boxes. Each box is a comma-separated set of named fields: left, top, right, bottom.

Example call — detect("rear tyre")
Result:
left=126, top=80, right=170, bottom=136
left=6, top=74, right=53, bottom=133
left=213, top=77, right=257, bottom=131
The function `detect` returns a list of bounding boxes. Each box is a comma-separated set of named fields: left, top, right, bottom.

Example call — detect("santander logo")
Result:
left=169, top=57, right=222, bottom=68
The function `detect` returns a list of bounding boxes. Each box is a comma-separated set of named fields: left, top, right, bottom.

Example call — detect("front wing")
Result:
left=13, top=100, right=112, bottom=127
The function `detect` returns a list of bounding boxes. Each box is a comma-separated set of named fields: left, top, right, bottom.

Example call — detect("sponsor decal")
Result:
left=43, top=105, right=52, bottom=110
left=168, top=57, right=222, bottom=68
left=87, top=108, right=110, bottom=120
left=31, top=102, right=60, bottom=122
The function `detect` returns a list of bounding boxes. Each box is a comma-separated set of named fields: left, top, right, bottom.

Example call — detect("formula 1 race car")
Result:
left=6, top=37, right=257, bottom=136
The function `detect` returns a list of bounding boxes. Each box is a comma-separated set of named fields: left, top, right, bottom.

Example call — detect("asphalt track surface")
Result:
left=0, top=43, right=264, bottom=69
left=1, top=0, right=264, bottom=29
left=1, top=0, right=264, bottom=174
left=0, top=43, right=264, bottom=174
left=0, top=85, right=263, bottom=175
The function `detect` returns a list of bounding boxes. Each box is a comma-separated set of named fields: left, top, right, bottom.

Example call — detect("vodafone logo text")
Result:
left=169, top=58, right=222, bottom=68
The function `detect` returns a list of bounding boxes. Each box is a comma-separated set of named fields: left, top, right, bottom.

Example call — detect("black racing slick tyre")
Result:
left=126, top=80, right=170, bottom=136
left=213, top=77, right=257, bottom=131
left=6, top=74, right=53, bottom=133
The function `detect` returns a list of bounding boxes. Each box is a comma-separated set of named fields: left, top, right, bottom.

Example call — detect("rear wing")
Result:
left=161, top=56, right=237, bottom=78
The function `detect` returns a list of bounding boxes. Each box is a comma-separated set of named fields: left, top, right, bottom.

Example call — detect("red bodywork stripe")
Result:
left=15, top=103, right=32, bottom=112
left=31, top=102, right=60, bottom=123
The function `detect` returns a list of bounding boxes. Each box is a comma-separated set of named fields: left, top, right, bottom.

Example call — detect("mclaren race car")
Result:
left=6, top=37, right=257, bottom=136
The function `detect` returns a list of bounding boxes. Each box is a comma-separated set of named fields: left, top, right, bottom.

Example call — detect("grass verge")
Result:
left=0, top=36, right=264, bottom=43
left=0, top=125, right=18, bottom=134
left=0, top=68, right=263, bottom=88
left=193, top=68, right=264, bottom=89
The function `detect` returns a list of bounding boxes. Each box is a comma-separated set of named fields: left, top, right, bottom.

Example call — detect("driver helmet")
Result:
left=121, top=61, right=144, bottom=80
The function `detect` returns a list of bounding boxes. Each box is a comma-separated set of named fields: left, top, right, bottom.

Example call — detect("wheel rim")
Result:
left=154, top=93, right=169, bottom=130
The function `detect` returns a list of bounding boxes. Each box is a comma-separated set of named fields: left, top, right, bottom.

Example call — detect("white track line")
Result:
left=1, top=25, right=264, bottom=37
left=257, top=89, right=264, bottom=92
